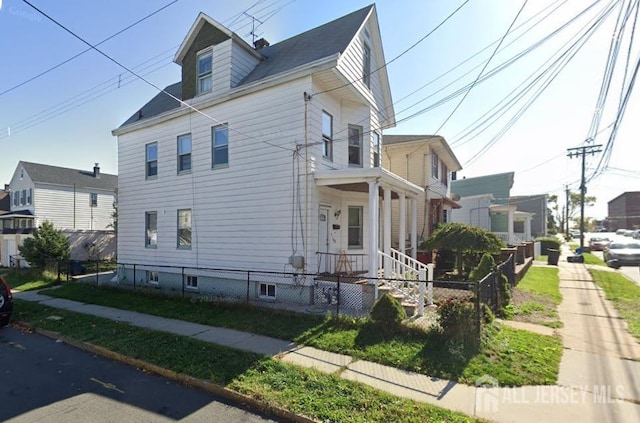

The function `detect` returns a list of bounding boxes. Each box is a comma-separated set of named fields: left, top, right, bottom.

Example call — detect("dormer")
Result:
left=174, top=13, right=263, bottom=101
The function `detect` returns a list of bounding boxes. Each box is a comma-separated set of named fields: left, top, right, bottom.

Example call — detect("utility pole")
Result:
left=567, top=144, right=602, bottom=252
left=565, top=185, right=569, bottom=238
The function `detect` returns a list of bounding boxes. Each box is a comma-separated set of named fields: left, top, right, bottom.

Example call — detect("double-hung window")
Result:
left=177, top=209, right=192, bottom=248
left=20, top=190, right=25, bottom=205
left=197, top=50, right=212, bottom=94
left=431, top=153, right=439, bottom=180
left=373, top=132, right=380, bottom=167
left=322, top=111, right=333, bottom=160
left=348, top=206, right=363, bottom=249
left=90, top=193, right=98, bottom=207
left=27, top=188, right=32, bottom=205
left=348, top=125, right=363, bottom=167
left=146, top=142, right=158, bottom=178
left=177, top=134, right=192, bottom=173
left=442, top=163, right=449, bottom=186
left=145, top=211, right=157, bottom=248
left=362, top=42, right=371, bottom=88
left=212, top=125, right=229, bottom=168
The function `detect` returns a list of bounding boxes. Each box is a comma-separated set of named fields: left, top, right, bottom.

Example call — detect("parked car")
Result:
left=632, top=230, right=640, bottom=239
left=569, top=229, right=581, bottom=239
left=603, top=242, right=640, bottom=268
left=623, top=230, right=635, bottom=237
left=616, top=229, right=628, bottom=235
left=0, top=276, right=13, bottom=327
left=588, top=236, right=612, bottom=251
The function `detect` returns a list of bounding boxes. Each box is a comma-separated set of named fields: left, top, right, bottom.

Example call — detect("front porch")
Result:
left=490, top=205, right=535, bottom=245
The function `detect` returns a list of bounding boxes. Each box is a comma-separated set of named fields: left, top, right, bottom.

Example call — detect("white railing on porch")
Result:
left=494, top=232, right=527, bottom=245
left=378, top=248, right=434, bottom=316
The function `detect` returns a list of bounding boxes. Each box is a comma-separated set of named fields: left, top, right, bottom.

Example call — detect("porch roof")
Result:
left=0, top=210, right=35, bottom=219
left=314, top=167, right=424, bottom=198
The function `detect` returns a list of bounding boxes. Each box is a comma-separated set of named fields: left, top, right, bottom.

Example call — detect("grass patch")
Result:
left=589, top=269, right=640, bottom=341
left=1, top=269, right=58, bottom=291
left=517, top=266, right=561, bottom=304
left=38, top=282, right=561, bottom=386
left=13, top=300, right=476, bottom=423
left=581, top=252, right=606, bottom=266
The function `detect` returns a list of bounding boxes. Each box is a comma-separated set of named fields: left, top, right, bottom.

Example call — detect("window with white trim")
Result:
left=431, top=153, right=439, bottom=180
left=185, top=275, right=198, bottom=289
left=259, top=282, right=276, bottom=299
left=373, top=132, right=380, bottom=167
left=145, top=211, right=157, bottom=248
left=147, top=271, right=159, bottom=285
left=348, top=206, right=363, bottom=249
left=197, top=50, right=212, bottom=94
left=212, top=124, right=229, bottom=168
left=146, top=142, right=158, bottom=178
left=177, top=208, right=192, bottom=248
left=348, top=125, right=363, bottom=167
left=177, top=134, right=192, bottom=173
left=322, top=111, right=333, bottom=160
left=20, top=189, right=26, bottom=205
left=27, top=188, right=32, bottom=205
left=442, top=162, right=449, bottom=186
left=90, top=193, right=98, bottom=207
left=362, top=42, right=371, bottom=88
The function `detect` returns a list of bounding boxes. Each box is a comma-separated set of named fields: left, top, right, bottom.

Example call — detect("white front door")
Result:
left=318, top=207, right=330, bottom=272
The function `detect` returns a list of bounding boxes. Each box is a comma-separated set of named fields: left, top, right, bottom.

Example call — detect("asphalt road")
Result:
left=0, top=326, right=282, bottom=423
left=583, top=232, right=640, bottom=285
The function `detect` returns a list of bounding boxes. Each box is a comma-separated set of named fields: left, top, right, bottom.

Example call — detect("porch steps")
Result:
left=377, top=285, right=417, bottom=317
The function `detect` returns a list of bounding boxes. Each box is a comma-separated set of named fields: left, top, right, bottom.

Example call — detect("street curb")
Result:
left=13, top=321, right=317, bottom=423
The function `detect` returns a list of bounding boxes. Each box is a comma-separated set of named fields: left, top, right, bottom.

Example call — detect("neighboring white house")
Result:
left=0, top=162, right=117, bottom=266
left=112, top=6, right=432, bottom=311
left=382, top=135, right=462, bottom=246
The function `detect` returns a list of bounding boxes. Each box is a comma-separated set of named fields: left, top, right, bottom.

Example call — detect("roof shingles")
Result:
left=20, top=162, right=117, bottom=191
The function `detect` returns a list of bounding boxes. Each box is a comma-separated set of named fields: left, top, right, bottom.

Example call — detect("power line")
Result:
left=19, top=0, right=292, bottom=152
left=0, top=0, right=180, bottom=98
left=310, top=0, right=470, bottom=98
left=432, top=0, right=529, bottom=134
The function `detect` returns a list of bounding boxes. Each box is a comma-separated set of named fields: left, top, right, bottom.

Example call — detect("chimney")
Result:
left=93, top=163, right=101, bottom=178
left=253, top=38, right=270, bottom=50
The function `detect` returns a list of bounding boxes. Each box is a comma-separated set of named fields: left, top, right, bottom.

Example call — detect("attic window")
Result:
left=197, top=50, right=213, bottom=94
left=362, top=42, right=371, bottom=88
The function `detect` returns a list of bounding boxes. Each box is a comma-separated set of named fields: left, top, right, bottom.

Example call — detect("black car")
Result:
left=0, top=276, right=13, bottom=327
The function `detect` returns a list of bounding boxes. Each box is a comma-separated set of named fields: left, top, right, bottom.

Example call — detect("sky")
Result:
left=0, top=0, right=638, bottom=220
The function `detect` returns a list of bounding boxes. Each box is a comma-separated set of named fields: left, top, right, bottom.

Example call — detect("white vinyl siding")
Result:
left=230, top=42, right=260, bottom=87
left=116, top=77, right=311, bottom=270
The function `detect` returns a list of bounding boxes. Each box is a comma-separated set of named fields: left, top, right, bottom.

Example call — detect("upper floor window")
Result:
left=177, top=208, right=192, bottom=249
left=348, top=206, right=364, bottom=249
left=13, top=192, right=18, bottom=207
left=431, top=153, right=439, bottom=180
left=146, top=142, right=158, bottom=179
left=362, top=42, right=371, bottom=88
left=145, top=211, right=157, bottom=248
left=373, top=132, right=380, bottom=167
left=442, top=162, right=449, bottom=186
left=322, top=111, right=333, bottom=160
left=27, top=188, right=32, bottom=205
left=177, top=134, right=192, bottom=174
left=90, top=193, right=98, bottom=207
left=348, top=125, right=363, bottom=167
left=197, top=50, right=213, bottom=95
left=212, top=124, right=229, bottom=168
left=20, top=190, right=26, bottom=206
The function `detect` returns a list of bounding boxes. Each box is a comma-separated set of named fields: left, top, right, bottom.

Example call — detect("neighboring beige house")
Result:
left=1, top=162, right=117, bottom=266
left=382, top=135, right=462, bottom=247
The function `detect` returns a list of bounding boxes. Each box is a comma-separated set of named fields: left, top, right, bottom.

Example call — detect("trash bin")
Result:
left=547, top=249, right=559, bottom=266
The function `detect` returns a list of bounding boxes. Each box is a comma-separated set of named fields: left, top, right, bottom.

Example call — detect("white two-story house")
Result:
left=0, top=162, right=117, bottom=266
left=113, top=5, right=433, bottom=311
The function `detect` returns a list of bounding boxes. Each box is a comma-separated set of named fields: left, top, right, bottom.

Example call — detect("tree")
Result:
left=548, top=191, right=596, bottom=233
left=20, top=221, right=70, bottom=268
left=420, top=223, right=505, bottom=275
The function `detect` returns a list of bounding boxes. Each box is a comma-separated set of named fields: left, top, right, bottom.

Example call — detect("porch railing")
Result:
left=378, top=248, right=434, bottom=315
left=494, top=232, right=527, bottom=245
left=316, top=252, right=367, bottom=275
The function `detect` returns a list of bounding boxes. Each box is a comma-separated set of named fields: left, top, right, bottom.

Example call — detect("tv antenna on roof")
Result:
left=243, top=12, right=263, bottom=44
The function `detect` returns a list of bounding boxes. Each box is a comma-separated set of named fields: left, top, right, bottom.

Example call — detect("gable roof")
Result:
left=117, top=5, right=374, bottom=129
left=383, top=134, right=463, bottom=171
left=19, top=162, right=117, bottom=191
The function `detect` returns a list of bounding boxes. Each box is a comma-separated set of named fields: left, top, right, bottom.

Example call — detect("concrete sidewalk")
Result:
left=12, top=251, right=640, bottom=422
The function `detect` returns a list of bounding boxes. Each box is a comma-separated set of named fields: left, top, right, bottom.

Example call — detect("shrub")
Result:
left=496, top=273, right=512, bottom=317
left=437, top=298, right=479, bottom=351
left=370, top=293, right=407, bottom=325
left=19, top=221, right=70, bottom=268
left=469, top=253, right=495, bottom=281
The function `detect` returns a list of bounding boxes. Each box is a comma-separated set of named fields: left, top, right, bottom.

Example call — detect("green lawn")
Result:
left=589, top=269, right=640, bottom=341
left=22, top=280, right=563, bottom=387
left=14, top=300, right=477, bottom=423
left=508, top=266, right=562, bottom=328
left=0, top=269, right=57, bottom=291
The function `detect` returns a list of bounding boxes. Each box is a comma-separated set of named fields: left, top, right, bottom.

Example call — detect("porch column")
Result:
left=368, top=180, right=379, bottom=280
left=383, top=186, right=392, bottom=278
left=399, top=193, right=406, bottom=254
left=411, top=197, right=418, bottom=260
left=507, top=210, right=514, bottom=244
left=525, top=216, right=532, bottom=241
